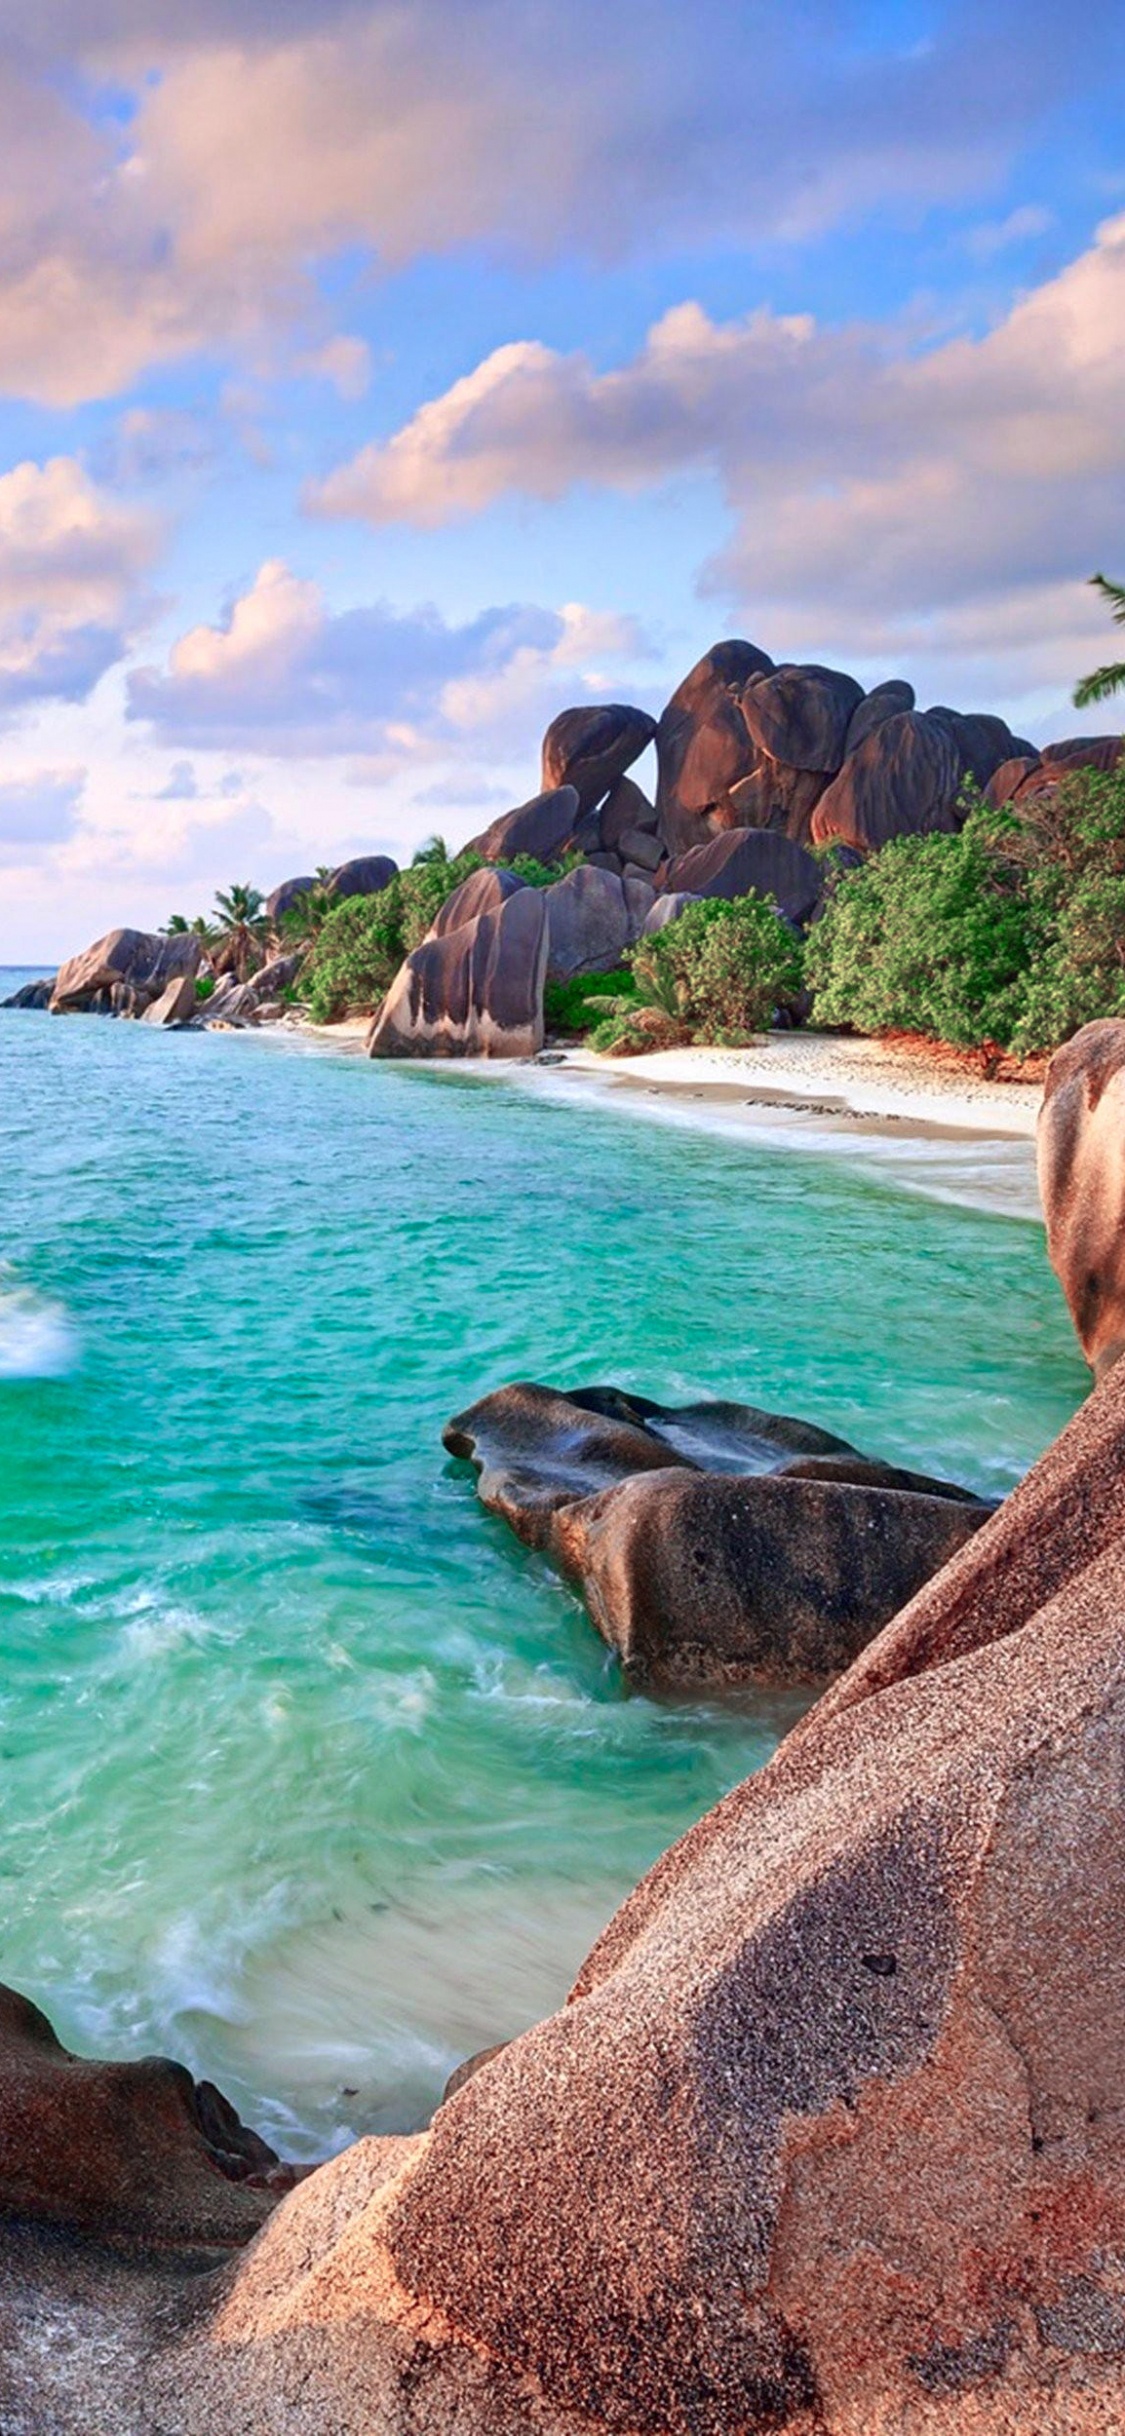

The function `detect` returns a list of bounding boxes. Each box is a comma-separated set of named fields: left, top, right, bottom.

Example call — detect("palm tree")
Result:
left=412, top=833, right=451, bottom=866
left=1074, top=574, right=1125, bottom=709
left=211, top=883, right=268, bottom=980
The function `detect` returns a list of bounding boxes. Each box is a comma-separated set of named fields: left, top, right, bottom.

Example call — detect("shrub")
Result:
left=543, top=969, right=636, bottom=1035
left=630, top=894, right=804, bottom=1044
left=300, top=849, right=578, bottom=1023
left=805, top=767, right=1125, bottom=1057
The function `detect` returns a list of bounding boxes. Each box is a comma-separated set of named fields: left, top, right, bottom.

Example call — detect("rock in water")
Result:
left=140, top=971, right=197, bottom=1026
left=50, top=929, right=201, bottom=1016
left=443, top=1380, right=987, bottom=1688
left=0, top=1982, right=289, bottom=2250
left=1, top=977, right=53, bottom=1007
left=1038, top=1018, right=1125, bottom=1377
left=540, top=705, right=657, bottom=814
left=369, top=884, right=547, bottom=1059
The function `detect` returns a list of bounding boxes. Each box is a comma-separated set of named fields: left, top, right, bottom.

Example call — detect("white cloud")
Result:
left=308, top=214, right=1125, bottom=700
left=0, top=456, right=159, bottom=714
left=0, top=766, right=84, bottom=859
left=126, top=559, right=653, bottom=761
left=0, top=1, right=1109, bottom=403
left=964, top=202, right=1054, bottom=259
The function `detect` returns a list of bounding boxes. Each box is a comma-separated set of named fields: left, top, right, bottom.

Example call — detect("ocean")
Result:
left=0, top=979, right=1087, bottom=2158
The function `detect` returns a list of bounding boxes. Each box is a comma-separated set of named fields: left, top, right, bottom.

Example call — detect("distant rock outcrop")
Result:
left=266, top=875, right=316, bottom=924
left=326, top=855, right=398, bottom=902
left=369, top=881, right=548, bottom=1058
left=1, top=976, right=53, bottom=1008
left=443, top=1380, right=988, bottom=1690
left=50, top=929, right=201, bottom=1017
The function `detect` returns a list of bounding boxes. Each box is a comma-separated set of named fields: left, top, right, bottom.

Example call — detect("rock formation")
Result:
left=663, top=826, right=823, bottom=922
left=465, top=785, right=581, bottom=866
left=50, top=928, right=201, bottom=1017
left=655, top=639, right=775, bottom=856
left=810, top=709, right=963, bottom=853
left=1037, top=1018, right=1125, bottom=1377
left=1, top=976, right=53, bottom=1008
left=369, top=881, right=548, bottom=1058
left=266, top=875, right=317, bottom=924
left=443, top=1381, right=988, bottom=1690
left=540, top=705, right=657, bottom=815
left=326, top=854, right=399, bottom=901
left=543, top=865, right=654, bottom=981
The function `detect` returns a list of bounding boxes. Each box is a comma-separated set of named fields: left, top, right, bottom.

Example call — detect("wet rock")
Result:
left=1, top=977, right=53, bottom=1008
left=1038, top=1019, right=1125, bottom=1378
left=369, top=884, right=547, bottom=1059
left=543, top=865, right=652, bottom=981
left=326, top=855, right=398, bottom=902
left=552, top=1464, right=988, bottom=1690
left=811, top=710, right=962, bottom=853
left=266, top=875, right=316, bottom=924
left=465, top=784, right=580, bottom=867
left=655, top=639, right=775, bottom=856
left=663, top=826, right=823, bottom=923
left=50, top=929, right=201, bottom=1016
left=541, top=705, right=656, bottom=815
left=0, top=1983, right=289, bottom=2252
left=739, top=662, right=862, bottom=776
left=444, top=1380, right=986, bottom=1688
left=140, top=972, right=197, bottom=1026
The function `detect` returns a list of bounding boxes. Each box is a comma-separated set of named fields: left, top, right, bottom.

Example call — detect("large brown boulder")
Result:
left=465, top=784, right=580, bottom=866
left=543, top=865, right=653, bottom=981
left=326, top=854, right=398, bottom=901
left=540, top=705, right=656, bottom=815
left=444, top=1381, right=986, bottom=1688
left=1038, top=1018, right=1125, bottom=1377
left=50, top=929, right=201, bottom=1016
left=663, top=826, right=823, bottom=923
left=136, top=1346, right=1125, bottom=2436
left=140, top=971, right=197, bottom=1026
left=427, top=866, right=527, bottom=938
left=599, top=773, right=658, bottom=853
left=811, top=709, right=962, bottom=852
left=739, top=662, right=863, bottom=776
left=843, top=677, right=915, bottom=756
left=266, top=874, right=316, bottom=923
left=655, top=640, right=775, bottom=856
left=368, top=884, right=547, bottom=1059
left=0, top=1983, right=289, bottom=2252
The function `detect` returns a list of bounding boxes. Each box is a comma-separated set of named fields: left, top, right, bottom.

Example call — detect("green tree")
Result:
left=592, top=895, right=804, bottom=1052
left=211, top=883, right=268, bottom=980
left=1074, top=574, right=1125, bottom=709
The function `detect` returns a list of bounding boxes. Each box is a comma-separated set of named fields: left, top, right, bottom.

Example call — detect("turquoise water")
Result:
left=0, top=988, right=1086, bottom=2157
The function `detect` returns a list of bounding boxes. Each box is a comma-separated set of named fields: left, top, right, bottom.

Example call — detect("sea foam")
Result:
left=0, top=1272, right=77, bottom=1378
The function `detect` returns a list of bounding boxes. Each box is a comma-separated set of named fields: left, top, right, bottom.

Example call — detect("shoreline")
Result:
left=294, top=1019, right=1046, bottom=1225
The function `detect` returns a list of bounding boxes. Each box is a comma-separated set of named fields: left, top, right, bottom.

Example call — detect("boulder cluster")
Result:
left=13, top=638, right=1121, bottom=1050
left=3, top=1020, right=1125, bottom=2430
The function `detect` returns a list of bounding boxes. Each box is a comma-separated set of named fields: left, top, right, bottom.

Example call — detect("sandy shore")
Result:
left=286, top=1019, right=1044, bottom=1223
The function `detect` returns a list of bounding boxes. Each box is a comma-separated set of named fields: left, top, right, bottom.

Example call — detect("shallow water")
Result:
left=0, top=984, right=1087, bottom=2156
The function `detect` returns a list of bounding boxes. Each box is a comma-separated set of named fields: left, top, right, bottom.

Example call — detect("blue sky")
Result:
left=1, top=0, right=1123, bottom=956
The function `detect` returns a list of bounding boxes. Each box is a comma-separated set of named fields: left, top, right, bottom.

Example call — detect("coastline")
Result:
left=294, top=1019, right=1045, bottom=1224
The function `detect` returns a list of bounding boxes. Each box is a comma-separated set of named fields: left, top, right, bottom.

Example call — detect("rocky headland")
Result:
left=1, top=1017, right=1124, bottom=2430
left=10, top=639, right=1122, bottom=1063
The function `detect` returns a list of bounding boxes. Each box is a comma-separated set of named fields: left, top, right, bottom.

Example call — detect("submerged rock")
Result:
left=443, top=1380, right=988, bottom=1689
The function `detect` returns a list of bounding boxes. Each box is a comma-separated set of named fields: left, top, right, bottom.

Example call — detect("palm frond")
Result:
left=1073, top=661, right=1125, bottom=709
left=1090, top=573, right=1125, bottom=629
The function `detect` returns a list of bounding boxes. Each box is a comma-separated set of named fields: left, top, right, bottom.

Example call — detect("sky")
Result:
left=1, top=0, right=1124, bottom=958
